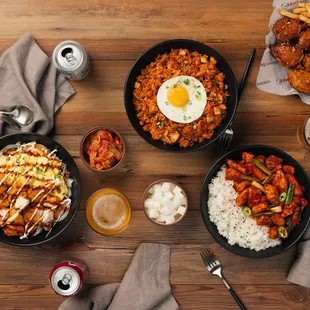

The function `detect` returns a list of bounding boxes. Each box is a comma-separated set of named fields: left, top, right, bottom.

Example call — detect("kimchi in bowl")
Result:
left=80, top=127, right=126, bottom=172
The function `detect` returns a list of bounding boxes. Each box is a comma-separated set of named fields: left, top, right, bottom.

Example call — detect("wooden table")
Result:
left=1, top=0, right=310, bottom=309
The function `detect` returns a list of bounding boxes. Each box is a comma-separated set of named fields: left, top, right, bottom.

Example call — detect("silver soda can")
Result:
left=49, top=259, right=88, bottom=296
left=52, top=40, right=91, bottom=80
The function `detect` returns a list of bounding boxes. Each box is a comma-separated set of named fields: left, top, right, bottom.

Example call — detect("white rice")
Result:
left=208, top=166, right=281, bottom=251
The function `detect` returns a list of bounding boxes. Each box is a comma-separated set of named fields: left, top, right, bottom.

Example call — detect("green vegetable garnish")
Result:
left=183, top=79, right=190, bottom=85
left=278, top=226, right=288, bottom=239
left=240, top=174, right=260, bottom=182
left=285, top=184, right=295, bottom=205
left=242, top=206, right=252, bottom=217
left=252, top=159, right=271, bottom=176
left=184, top=61, right=188, bottom=66
left=187, top=100, right=192, bottom=105
left=252, top=212, right=274, bottom=217
left=279, top=192, right=287, bottom=203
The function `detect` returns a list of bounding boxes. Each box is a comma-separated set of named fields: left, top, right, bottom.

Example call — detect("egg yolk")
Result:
left=167, top=85, right=189, bottom=108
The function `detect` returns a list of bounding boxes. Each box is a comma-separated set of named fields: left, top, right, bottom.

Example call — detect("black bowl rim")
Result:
left=124, top=38, right=238, bottom=153
left=200, top=144, right=310, bottom=258
left=0, top=133, right=82, bottom=247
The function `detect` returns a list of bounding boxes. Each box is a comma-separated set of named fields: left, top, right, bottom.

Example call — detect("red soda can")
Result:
left=49, top=259, right=88, bottom=296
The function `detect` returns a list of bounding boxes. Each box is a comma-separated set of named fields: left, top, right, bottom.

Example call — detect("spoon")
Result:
left=0, top=105, right=34, bottom=125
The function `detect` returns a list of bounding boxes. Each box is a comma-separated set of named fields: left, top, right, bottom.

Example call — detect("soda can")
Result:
left=49, top=259, right=88, bottom=296
left=52, top=40, right=91, bottom=80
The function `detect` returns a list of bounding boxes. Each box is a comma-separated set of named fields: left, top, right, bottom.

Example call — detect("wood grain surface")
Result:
left=0, top=0, right=310, bottom=309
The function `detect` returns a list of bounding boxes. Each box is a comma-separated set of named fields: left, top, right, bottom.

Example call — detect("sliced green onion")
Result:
left=285, top=184, right=295, bottom=205
left=252, top=212, right=274, bottom=217
left=242, top=206, right=252, bottom=217
left=252, top=159, right=272, bottom=176
left=240, top=174, right=260, bottom=182
left=262, top=176, right=270, bottom=185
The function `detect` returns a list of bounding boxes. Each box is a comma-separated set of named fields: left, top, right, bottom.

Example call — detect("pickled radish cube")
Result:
left=173, top=192, right=185, bottom=205
left=148, top=209, right=160, bottom=219
left=153, top=184, right=162, bottom=193
left=177, top=206, right=186, bottom=215
left=164, top=215, right=175, bottom=224
left=161, top=182, right=171, bottom=192
left=161, top=196, right=171, bottom=207
left=144, top=198, right=154, bottom=209
left=160, top=206, right=171, bottom=216
left=152, top=191, right=163, bottom=201
left=164, top=191, right=174, bottom=199
left=148, top=187, right=154, bottom=195
left=173, top=186, right=182, bottom=195
left=156, top=215, right=166, bottom=222
left=171, top=200, right=180, bottom=210
left=152, top=200, right=161, bottom=211
left=169, top=209, right=178, bottom=217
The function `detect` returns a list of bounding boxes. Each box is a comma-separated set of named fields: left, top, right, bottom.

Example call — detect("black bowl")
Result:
left=124, top=39, right=238, bottom=152
left=0, top=133, right=82, bottom=246
left=200, top=145, right=310, bottom=258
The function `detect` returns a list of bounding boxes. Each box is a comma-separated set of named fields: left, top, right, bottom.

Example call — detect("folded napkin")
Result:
left=287, top=227, right=310, bottom=288
left=58, top=243, right=179, bottom=310
left=0, top=32, right=75, bottom=136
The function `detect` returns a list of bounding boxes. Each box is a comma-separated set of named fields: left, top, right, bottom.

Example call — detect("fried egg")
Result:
left=157, top=75, right=207, bottom=123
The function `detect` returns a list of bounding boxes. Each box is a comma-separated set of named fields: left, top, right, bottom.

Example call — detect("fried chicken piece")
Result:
left=286, top=174, right=303, bottom=197
left=0, top=198, right=9, bottom=208
left=271, top=213, right=285, bottom=226
left=235, top=181, right=251, bottom=193
left=273, top=170, right=288, bottom=193
left=282, top=165, right=295, bottom=175
left=281, top=203, right=297, bottom=218
left=302, top=54, right=310, bottom=72
left=242, top=152, right=254, bottom=164
left=264, top=183, right=279, bottom=205
left=292, top=207, right=301, bottom=227
left=248, top=186, right=262, bottom=207
left=270, top=44, right=303, bottom=67
left=271, top=164, right=282, bottom=173
left=225, top=168, right=241, bottom=182
left=256, top=215, right=273, bottom=226
left=256, top=155, right=266, bottom=164
left=253, top=166, right=267, bottom=181
left=236, top=189, right=248, bottom=207
left=268, top=226, right=279, bottom=239
left=266, top=155, right=283, bottom=170
left=287, top=69, right=310, bottom=94
left=3, top=225, right=25, bottom=236
left=252, top=203, right=270, bottom=214
left=298, top=28, right=310, bottom=49
left=0, top=185, right=7, bottom=194
left=226, top=159, right=247, bottom=175
left=273, top=17, right=305, bottom=42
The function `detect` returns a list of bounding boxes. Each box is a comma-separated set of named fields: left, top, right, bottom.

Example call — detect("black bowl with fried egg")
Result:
left=0, top=133, right=82, bottom=246
left=124, top=39, right=238, bottom=152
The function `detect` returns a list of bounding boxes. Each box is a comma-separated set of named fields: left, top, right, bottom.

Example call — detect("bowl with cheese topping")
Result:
left=0, top=133, right=81, bottom=246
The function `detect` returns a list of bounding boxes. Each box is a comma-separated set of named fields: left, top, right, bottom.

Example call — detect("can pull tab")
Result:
left=58, top=273, right=72, bottom=290
left=61, top=48, right=77, bottom=66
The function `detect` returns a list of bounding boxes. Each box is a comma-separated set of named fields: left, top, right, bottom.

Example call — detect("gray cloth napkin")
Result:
left=0, top=32, right=75, bottom=136
left=287, top=227, right=310, bottom=288
left=58, top=243, right=179, bottom=310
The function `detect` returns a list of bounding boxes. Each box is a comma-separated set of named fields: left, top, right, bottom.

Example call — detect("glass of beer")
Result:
left=86, top=189, right=131, bottom=235
left=297, top=116, right=310, bottom=149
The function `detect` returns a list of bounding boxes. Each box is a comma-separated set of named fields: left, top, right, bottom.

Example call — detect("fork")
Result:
left=201, top=249, right=247, bottom=310
left=216, top=48, right=256, bottom=154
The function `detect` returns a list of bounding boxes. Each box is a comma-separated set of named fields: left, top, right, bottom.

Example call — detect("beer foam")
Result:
left=92, top=194, right=128, bottom=230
